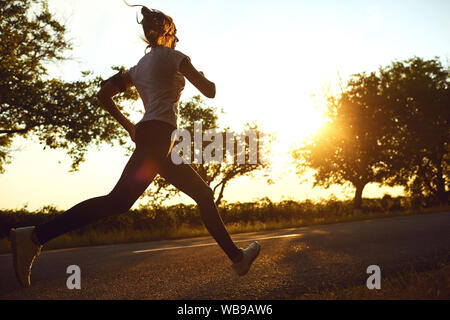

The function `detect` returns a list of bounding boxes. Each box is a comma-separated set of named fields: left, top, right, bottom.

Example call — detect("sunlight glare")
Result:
left=261, top=97, right=325, bottom=171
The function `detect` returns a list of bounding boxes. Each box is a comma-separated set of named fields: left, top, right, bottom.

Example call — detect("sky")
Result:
left=1, top=0, right=450, bottom=210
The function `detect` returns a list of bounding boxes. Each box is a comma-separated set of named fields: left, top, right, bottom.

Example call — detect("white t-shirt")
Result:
left=128, top=46, right=189, bottom=128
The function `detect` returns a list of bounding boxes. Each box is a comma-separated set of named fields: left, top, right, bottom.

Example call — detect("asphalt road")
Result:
left=1, top=212, right=449, bottom=299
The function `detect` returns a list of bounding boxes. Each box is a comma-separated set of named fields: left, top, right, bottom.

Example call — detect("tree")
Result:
left=142, top=96, right=271, bottom=206
left=380, top=57, right=449, bottom=206
left=0, top=0, right=138, bottom=172
left=292, top=71, right=395, bottom=212
left=292, top=56, right=450, bottom=210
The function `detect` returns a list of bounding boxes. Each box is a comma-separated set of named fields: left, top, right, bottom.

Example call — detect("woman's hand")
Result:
left=97, top=71, right=137, bottom=143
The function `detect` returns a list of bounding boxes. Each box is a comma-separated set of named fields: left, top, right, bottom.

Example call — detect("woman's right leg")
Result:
left=34, top=139, right=159, bottom=245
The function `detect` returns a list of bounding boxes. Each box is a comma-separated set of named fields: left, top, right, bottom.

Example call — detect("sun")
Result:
left=281, top=105, right=324, bottom=143
left=260, top=101, right=325, bottom=170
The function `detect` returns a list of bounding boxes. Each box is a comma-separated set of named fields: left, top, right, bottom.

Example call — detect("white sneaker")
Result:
left=10, top=226, right=42, bottom=288
left=232, top=241, right=261, bottom=276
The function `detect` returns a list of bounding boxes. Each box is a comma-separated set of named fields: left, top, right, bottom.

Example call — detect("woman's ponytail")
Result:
left=124, top=1, right=177, bottom=50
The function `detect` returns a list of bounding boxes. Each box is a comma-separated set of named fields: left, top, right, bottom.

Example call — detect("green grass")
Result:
left=299, top=262, right=450, bottom=300
left=0, top=205, right=448, bottom=255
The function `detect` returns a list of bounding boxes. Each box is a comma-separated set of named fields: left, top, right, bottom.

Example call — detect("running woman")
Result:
left=10, top=3, right=260, bottom=288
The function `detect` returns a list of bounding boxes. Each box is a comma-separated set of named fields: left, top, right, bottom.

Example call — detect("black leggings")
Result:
left=34, top=120, right=242, bottom=261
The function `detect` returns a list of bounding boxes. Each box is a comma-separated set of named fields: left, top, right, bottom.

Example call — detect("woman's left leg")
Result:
left=158, top=160, right=243, bottom=262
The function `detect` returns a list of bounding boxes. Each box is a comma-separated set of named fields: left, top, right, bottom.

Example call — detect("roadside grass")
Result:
left=299, top=262, right=450, bottom=300
left=0, top=226, right=208, bottom=254
left=0, top=205, right=448, bottom=254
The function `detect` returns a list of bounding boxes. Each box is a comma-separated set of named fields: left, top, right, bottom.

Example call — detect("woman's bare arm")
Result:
left=180, top=58, right=216, bottom=98
left=97, top=72, right=136, bottom=141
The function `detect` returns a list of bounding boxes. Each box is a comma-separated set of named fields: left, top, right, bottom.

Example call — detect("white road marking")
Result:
left=132, top=233, right=300, bottom=254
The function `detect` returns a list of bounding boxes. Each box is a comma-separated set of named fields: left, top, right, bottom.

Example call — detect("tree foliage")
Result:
left=0, top=0, right=138, bottom=172
left=380, top=57, right=449, bottom=205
